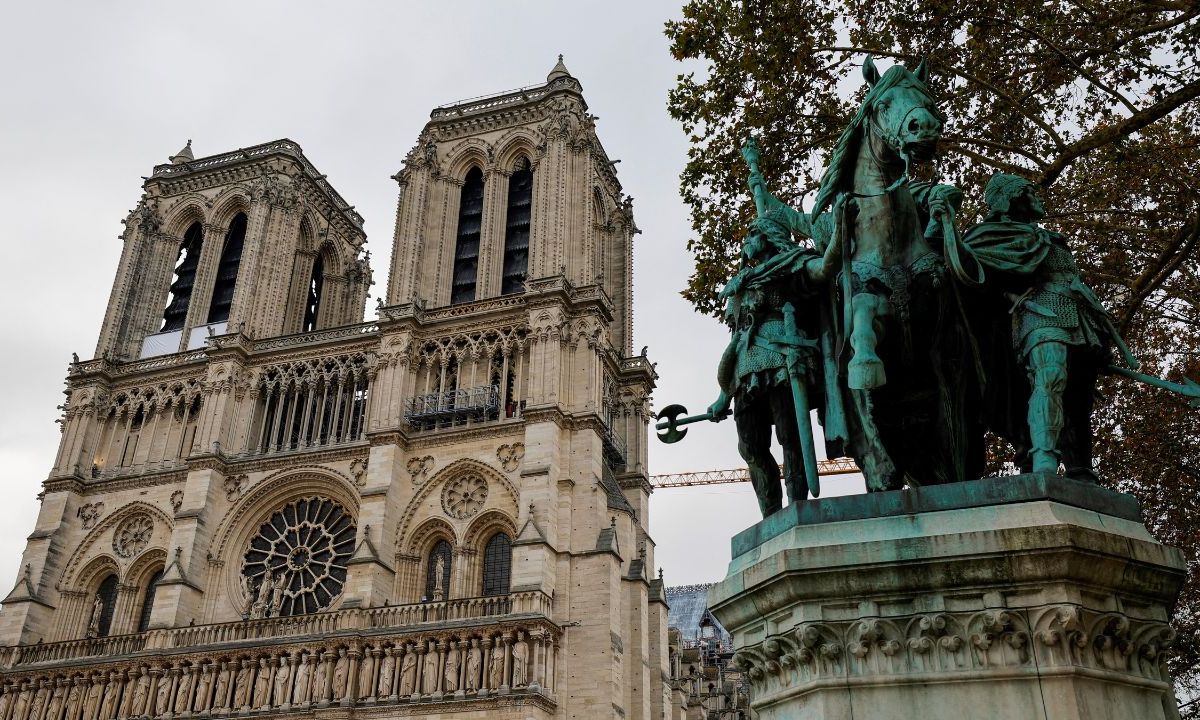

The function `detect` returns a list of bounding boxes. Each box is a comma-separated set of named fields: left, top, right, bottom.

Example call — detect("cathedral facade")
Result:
left=0, top=59, right=673, bottom=720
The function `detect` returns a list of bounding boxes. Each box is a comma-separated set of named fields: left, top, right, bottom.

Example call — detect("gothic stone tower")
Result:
left=0, top=58, right=668, bottom=720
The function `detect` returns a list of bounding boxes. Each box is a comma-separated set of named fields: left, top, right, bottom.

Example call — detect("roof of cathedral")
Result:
left=666, top=583, right=732, bottom=645
left=547, top=54, right=571, bottom=81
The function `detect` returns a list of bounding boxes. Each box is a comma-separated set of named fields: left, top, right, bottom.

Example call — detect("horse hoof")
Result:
left=848, top=359, right=886, bottom=389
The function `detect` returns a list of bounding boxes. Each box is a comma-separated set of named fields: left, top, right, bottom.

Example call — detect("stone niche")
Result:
left=708, top=475, right=1185, bottom=720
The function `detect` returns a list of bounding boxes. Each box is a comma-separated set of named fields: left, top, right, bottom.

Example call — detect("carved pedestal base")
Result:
left=709, top=475, right=1186, bottom=720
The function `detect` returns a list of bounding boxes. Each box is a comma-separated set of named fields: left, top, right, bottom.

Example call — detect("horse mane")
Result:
left=810, top=65, right=924, bottom=217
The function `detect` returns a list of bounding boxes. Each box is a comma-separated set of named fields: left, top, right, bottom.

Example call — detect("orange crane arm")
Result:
left=649, top=458, right=859, bottom=489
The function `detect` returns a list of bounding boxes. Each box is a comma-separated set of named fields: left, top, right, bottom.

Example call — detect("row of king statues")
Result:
left=657, top=56, right=1197, bottom=517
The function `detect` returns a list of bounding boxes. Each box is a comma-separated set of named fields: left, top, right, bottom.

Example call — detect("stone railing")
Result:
left=0, top=619, right=558, bottom=720
left=3, top=593, right=550, bottom=669
left=149, top=140, right=363, bottom=229
left=250, top=323, right=378, bottom=354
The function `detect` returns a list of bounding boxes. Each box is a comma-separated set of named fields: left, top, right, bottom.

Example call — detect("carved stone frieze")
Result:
left=731, top=604, right=1174, bottom=700
left=496, top=444, right=524, bottom=473
left=223, top=474, right=248, bottom=502
left=406, top=456, right=434, bottom=485
left=76, top=504, right=104, bottom=531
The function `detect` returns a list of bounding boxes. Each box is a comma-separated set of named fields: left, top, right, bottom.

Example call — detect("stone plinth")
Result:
left=708, top=475, right=1186, bottom=720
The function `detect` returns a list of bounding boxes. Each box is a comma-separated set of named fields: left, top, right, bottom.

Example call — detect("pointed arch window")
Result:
left=482, top=532, right=512, bottom=596
left=501, top=159, right=533, bottom=295
left=136, top=569, right=163, bottom=632
left=303, top=254, right=325, bottom=333
left=451, top=168, right=484, bottom=305
left=93, top=574, right=119, bottom=638
left=161, top=222, right=204, bottom=332
left=207, top=213, right=248, bottom=323
left=425, top=540, right=453, bottom=601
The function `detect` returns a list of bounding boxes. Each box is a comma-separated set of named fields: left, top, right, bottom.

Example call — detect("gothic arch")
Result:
left=208, top=469, right=359, bottom=621
left=124, top=547, right=168, bottom=588
left=493, top=129, right=540, bottom=171
left=402, top=517, right=457, bottom=557
left=70, top=554, right=120, bottom=595
left=208, top=188, right=253, bottom=230
left=462, top=509, right=517, bottom=551
left=444, top=138, right=493, bottom=180
left=394, top=458, right=519, bottom=547
left=60, top=501, right=174, bottom=590
left=161, top=197, right=209, bottom=239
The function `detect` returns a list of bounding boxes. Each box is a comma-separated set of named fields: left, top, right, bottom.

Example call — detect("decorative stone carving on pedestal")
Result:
left=709, top=475, right=1185, bottom=720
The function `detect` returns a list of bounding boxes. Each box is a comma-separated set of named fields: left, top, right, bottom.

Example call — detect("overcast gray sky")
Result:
left=0, top=0, right=863, bottom=592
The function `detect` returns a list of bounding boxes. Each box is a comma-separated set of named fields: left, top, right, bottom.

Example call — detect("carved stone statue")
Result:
left=190, top=665, right=211, bottom=715
left=510, top=636, right=528, bottom=687
left=12, top=682, right=30, bottom=720
left=45, top=679, right=65, bottom=720
left=443, top=643, right=460, bottom=693
left=209, top=663, right=229, bottom=713
left=238, top=575, right=254, bottom=619
left=421, top=642, right=438, bottom=694
left=488, top=642, right=505, bottom=689
left=252, top=658, right=271, bottom=710
left=173, top=666, right=193, bottom=715
left=269, top=574, right=287, bottom=617
left=465, top=642, right=481, bottom=692
left=357, top=650, right=375, bottom=700
left=231, top=660, right=252, bottom=710
left=377, top=648, right=395, bottom=698
left=152, top=669, right=171, bottom=717
left=61, top=680, right=81, bottom=720
left=87, top=594, right=104, bottom=639
left=272, top=656, right=291, bottom=709
left=27, top=681, right=47, bottom=720
left=129, top=670, right=150, bottom=718
left=291, top=655, right=310, bottom=707
left=331, top=649, right=348, bottom=701
left=432, top=556, right=446, bottom=602
left=310, top=653, right=329, bottom=705
left=101, top=672, right=122, bottom=720
left=398, top=648, right=417, bottom=696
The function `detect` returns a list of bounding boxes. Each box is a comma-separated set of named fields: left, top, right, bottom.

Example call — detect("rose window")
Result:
left=112, top=513, right=154, bottom=558
left=441, top=474, right=489, bottom=519
left=241, top=497, right=356, bottom=617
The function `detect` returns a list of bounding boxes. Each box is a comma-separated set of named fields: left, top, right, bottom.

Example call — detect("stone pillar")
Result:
left=709, top=476, right=1186, bottom=720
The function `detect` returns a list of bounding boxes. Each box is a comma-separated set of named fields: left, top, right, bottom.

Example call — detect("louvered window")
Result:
left=425, top=540, right=453, bottom=601
left=207, top=213, right=247, bottom=323
left=303, top=254, right=324, bottom=333
left=501, top=159, right=532, bottom=295
left=95, top=574, right=119, bottom=637
left=451, top=168, right=484, bottom=304
left=161, top=223, right=204, bottom=331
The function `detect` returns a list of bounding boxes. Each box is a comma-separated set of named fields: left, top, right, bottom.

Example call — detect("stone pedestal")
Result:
left=708, top=475, right=1186, bottom=720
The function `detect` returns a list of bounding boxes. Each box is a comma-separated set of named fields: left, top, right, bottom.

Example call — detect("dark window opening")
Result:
left=136, top=569, right=163, bottom=632
left=502, top=159, right=532, bottom=295
left=95, top=574, right=119, bottom=637
left=424, top=540, right=453, bottom=601
left=451, top=168, right=484, bottom=305
left=482, top=532, right=512, bottom=596
left=303, top=254, right=325, bottom=333
left=207, top=213, right=247, bottom=323
left=161, top=223, right=204, bottom=332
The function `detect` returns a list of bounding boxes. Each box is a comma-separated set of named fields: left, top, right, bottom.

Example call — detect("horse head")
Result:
left=861, top=55, right=941, bottom=165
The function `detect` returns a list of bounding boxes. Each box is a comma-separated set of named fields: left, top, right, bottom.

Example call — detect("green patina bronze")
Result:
left=655, top=54, right=1200, bottom=518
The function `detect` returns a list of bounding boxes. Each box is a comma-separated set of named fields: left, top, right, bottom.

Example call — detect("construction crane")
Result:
left=650, top=458, right=860, bottom=489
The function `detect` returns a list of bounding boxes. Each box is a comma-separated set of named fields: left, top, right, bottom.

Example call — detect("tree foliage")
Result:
left=667, top=0, right=1200, bottom=703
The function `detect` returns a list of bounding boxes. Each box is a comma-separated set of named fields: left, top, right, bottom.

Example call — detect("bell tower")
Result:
left=95, top=140, right=370, bottom=361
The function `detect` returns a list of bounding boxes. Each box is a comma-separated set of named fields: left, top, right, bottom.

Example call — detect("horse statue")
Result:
left=808, top=56, right=980, bottom=491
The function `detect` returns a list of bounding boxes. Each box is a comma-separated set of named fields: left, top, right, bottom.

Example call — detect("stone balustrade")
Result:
left=2, top=592, right=550, bottom=669
left=0, top=612, right=556, bottom=720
